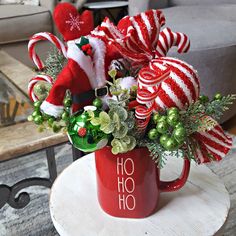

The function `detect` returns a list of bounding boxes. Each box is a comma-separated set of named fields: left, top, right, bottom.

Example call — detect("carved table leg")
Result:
left=0, top=146, right=58, bottom=209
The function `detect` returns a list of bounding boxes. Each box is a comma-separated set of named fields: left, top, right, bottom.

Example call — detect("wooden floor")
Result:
left=222, top=115, right=236, bottom=135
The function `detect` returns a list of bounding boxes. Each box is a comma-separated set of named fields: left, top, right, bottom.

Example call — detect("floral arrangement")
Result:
left=27, top=3, right=235, bottom=167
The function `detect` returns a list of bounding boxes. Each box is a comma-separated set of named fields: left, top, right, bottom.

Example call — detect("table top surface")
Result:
left=84, top=1, right=128, bottom=9
left=50, top=153, right=230, bottom=236
left=0, top=51, right=67, bottom=161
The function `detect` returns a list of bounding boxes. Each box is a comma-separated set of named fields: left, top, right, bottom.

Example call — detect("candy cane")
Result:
left=28, top=32, right=67, bottom=70
left=28, top=75, right=54, bottom=102
left=155, top=27, right=190, bottom=57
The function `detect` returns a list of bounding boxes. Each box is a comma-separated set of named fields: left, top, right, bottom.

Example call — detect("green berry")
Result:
left=48, top=117, right=55, bottom=127
left=158, top=115, right=167, bottom=122
left=160, top=134, right=170, bottom=147
left=27, top=115, right=34, bottom=122
left=153, top=113, right=161, bottom=124
left=43, top=113, right=51, bottom=121
left=61, top=111, right=70, bottom=121
left=173, top=127, right=186, bottom=143
left=199, top=95, right=209, bottom=103
left=37, top=126, right=44, bottom=133
left=52, top=124, right=61, bottom=133
left=93, top=98, right=103, bottom=108
left=32, top=110, right=41, bottom=118
left=63, top=98, right=72, bottom=107
left=164, top=138, right=178, bottom=151
left=167, top=107, right=179, bottom=115
left=34, top=115, right=43, bottom=125
left=156, top=121, right=168, bottom=134
left=175, top=122, right=184, bottom=129
left=33, top=101, right=42, bottom=108
left=148, top=129, right=159, bottom=140
left=214, top=93, right=222, bottom=100
left=167, top=113, right=179, bottom=127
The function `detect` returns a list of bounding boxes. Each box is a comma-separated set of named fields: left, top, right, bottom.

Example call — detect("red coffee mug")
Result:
left=95, top=147, right=190, bottom=218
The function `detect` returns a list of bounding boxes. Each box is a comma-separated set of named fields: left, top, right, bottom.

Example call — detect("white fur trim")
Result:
left=87, top=36, right=107, bottom=88
left=120, top=76, right=137, bottom=90
left=67, top=40, right=96, bottom=88
left=40, top=101, right=64, bottom=118
left=67, top=38, right=107, bottom=89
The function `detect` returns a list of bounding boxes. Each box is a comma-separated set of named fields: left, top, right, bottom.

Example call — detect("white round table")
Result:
left=50, top=153, right=230, bottom=236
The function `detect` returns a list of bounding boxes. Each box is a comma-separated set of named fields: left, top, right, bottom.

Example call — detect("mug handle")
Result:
left=159, top=158, right=191, bottom=192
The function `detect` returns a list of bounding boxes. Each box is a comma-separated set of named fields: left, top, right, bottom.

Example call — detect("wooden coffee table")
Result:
left=0, top=51, right=79, bottom=209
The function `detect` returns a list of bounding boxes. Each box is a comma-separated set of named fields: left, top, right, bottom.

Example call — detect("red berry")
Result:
left=78, top=127, right=87, bottom=137
left=87, top=49, right=92, bottom=56
left=81, top=45, right=87, bottom=51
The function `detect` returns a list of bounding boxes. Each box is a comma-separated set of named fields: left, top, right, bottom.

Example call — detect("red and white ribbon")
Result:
left=135, top=65, right=170, bottom=130
left=28, top=32, right=67, bottom=70
left=193, top=124, right=232, bottom=163
left=155, top=27, right=190, bottom=57
left=28, top=75, right=54, bottom=102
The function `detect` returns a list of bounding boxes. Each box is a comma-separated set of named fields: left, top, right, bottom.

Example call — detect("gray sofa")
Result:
left=0, top=0, right=57, bottom=67
left=0, top=0, right=84, bottom=67
left=129, top=0, right=236, bottom=122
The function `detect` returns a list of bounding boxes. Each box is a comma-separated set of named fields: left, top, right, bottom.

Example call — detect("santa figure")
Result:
left=36, top=3, right=120, bottom=117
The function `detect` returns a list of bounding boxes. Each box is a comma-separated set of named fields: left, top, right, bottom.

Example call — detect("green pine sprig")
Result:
left=40, top=47, right=67, bottom=80
left=205, top=94, right=236, bottom=119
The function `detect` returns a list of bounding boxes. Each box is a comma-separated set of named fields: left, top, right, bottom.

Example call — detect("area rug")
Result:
left=0, top=137, right=236, bottom=236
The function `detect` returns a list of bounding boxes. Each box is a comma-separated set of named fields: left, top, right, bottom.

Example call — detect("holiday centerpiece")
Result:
left=27, top=3, right=235, bottom=218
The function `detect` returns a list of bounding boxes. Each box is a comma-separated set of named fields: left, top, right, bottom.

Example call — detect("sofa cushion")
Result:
left=0, top=5, right=52, bottom=44
left=162, top=4, right=236, bottom=51
left=169, top=0, right=236, bottom=6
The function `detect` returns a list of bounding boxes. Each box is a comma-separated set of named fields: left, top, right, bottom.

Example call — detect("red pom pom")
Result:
left=78, top=127, right=87, bottom=137
left=53, top=3, right=94, bottom=41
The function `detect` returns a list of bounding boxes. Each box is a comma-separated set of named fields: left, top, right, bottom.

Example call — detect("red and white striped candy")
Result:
left=151, top=57, right=200, bottom=111
left=28, top=75, right=54, bottom=102
left=155, top=27, right=190, bottom=57
left=28, top=32, right=67, bottom=70
left=135, top=57, right=200, bottom=128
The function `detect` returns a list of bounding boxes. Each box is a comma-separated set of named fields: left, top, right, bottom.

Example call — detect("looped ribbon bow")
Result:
left=92, top=9, right=233, bottom=163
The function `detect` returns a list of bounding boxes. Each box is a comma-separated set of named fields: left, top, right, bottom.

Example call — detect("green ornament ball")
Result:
left=167, top=107, right=179, bottom=115
left=61, top=111, right=70, bottom=121
left=156, top=120, right=168, bottom=134
left=199, top=95, right=209, bottom=103
left=167, top=113, right=179, bottom=127
left=152, top=113, right=161, bottom=124
left=63, top=98, right=72, bottom=107
left=214, top=93, right=222, bottom=100
left=148, top=128, right=159, bottom=140
left=67, top=108, right=108, bottom=152
left=164, top=138, right=178, bottom=151
left=160, top=134, right=170, bottom=147
left=34, top=115, right=43, bottom=125
left=93, top=98, right=103, bottom=108
left=173, top=127, right=186, bottom=143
